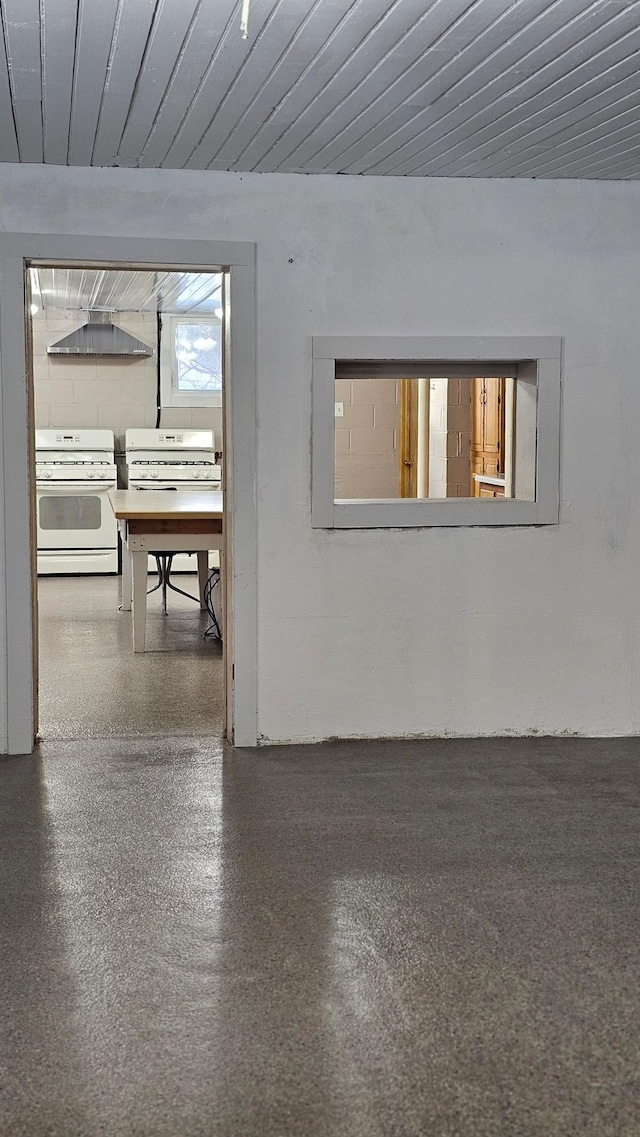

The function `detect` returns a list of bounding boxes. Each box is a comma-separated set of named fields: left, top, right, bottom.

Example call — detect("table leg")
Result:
left=120, top=526, right=133, bottom=612
left=197, top=551, right=208, bottom=610
left=219, top=549, right=225, bottom=636
left=132, top=550, right=148, bottom=652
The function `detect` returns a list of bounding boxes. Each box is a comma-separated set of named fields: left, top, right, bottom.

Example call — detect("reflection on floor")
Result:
left=3, top=735, right=640, bottom=1136
left=38, top=574, right=223, bottom=740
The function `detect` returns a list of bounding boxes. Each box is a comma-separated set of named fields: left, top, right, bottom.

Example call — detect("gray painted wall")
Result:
left=0, top=164, right=637, bottom=743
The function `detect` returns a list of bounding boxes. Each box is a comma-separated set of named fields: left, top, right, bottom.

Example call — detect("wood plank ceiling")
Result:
left=1, top=0, right=640, bottom=179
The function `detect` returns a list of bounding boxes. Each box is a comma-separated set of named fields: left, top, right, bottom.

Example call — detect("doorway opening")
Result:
left=30, top=263, right=227, bottom=742
left=0, top=232, right=257, bottom=754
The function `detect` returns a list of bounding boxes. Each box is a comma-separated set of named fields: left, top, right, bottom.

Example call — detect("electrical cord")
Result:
left=203, top=566, right=222, bottom=640
left=155, top=311, right=162, bottom=428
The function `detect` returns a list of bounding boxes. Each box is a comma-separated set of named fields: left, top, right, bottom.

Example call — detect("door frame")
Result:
left=0, top=232, right=257, bottom=752
left=399, top=378, right=419, bottom=498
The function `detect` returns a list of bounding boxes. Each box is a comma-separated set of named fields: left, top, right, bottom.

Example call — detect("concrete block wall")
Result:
left=334, top=378, right=399, bottom=498
left=446, top=379, right=472, bottom=497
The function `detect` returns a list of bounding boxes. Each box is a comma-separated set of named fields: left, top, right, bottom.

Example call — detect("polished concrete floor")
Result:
left=37, top=574, right=224, bottom=740
left=3, top=735, right=640, bottom=1136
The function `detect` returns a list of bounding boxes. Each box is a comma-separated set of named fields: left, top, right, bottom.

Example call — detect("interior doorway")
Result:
left=0, top=233, right=257, bottom=754
left=30, top=263, right=227, bottom=742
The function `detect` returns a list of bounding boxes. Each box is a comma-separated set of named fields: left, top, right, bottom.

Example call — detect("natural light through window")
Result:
left=161, top=301, right=224, bottom=409
left=175, top=322, right=222, bottom=392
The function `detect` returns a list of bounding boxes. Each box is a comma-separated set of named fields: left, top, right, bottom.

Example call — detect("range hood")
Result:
left=47, top=312, right=153, bottom=357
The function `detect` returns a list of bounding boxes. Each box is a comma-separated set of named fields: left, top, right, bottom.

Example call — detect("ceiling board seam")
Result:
left=182, top=0, right=292, bottom=170
left=408, top=10, right=638, bottom=177
left=335, top=0, right=598, bottom=176
left=117, top=0, right=202, bottom=168
left=275, top=0, right=436, bottom=170
left=304, top=0, right=550, bottom=173
left=538, top=141, right=640, bottom=180
left=89, top=0, right=126, bottom=166
left=279, top=0, right=443, bottom=172
left=371, top=0, right=637, bottom=176
left=65, top=0, right=83, bottom=165
left=408, top=31, right=640, bottom=178
left=254, top=0, right=409, bottom=172
left=415, top=0, right=599, bottom=114
left=536, top=133, right=640, bottom=180
left=459, top=80, right=640, bottom=179
left=272, top=0, right=541, bottom=172
left=229, top=0, right=362, bottom=170
left=523, top=106, right=640, bottom=175
left=605, top=153, right=640, bottom=179
left=141, top=0, right=237, bottom=168
left=448, top=63, right=640, bottom=178
left=37, top=0, right=44, bottom=162
left=0, top=1, right=23, bottom=161
left=204, top=0, right=326, bottom=167
left=396, top=4, right=640, bottom=176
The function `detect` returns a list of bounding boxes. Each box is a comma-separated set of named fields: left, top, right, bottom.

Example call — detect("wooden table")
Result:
left=108, top=490, right=223, bottom=652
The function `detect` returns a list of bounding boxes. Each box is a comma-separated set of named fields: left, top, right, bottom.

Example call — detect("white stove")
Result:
left=35, top=429, right=118, bottom=574
left=124, top=429, right=220, bottom=489
left=125, top=429, right=221, bottom=572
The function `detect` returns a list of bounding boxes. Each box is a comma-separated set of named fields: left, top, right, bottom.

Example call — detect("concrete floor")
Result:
left=2, top=735, right=640, bottom=1135
left=37, top=574, right=224, bottom=740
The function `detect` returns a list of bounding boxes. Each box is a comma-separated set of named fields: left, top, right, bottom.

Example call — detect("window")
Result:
left=160, top=313, right=223, bottom=408
left=312, top=337, right=561, bottom=528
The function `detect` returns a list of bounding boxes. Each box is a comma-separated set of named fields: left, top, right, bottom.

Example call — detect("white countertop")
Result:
left=473, top=474, right=506, bottom=487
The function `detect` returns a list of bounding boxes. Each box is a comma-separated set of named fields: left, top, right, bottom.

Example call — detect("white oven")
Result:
left=35, top=430, right=118, bottom=574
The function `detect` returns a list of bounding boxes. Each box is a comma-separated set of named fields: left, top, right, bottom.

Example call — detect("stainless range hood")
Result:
left=47, top=312, right=153, bottom=357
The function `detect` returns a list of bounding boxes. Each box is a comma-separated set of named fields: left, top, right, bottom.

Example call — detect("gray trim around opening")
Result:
left=0, top=233, right=257, bottom=753
left=312, top=335, right=561, bottom=529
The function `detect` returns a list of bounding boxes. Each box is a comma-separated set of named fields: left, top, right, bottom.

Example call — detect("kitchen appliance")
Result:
left=124, top=429, right=221, bottom=572
left=35, top=429, right=118, bottom=574
left=47, top=312, right=153, bottom=356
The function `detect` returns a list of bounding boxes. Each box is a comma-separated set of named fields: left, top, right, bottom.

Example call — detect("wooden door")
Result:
left=483, top=378, right=501, bottom=475
left=472, top=377, right=505, bottom=479
left=399, top=379, right=419, bottom=497
left=471, top=378, right=485, bottom=477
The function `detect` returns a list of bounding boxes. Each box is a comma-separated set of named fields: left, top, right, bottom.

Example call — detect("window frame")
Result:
left=160, top=312, right=223, bottom=409
left=311, top=336, right=562, bottom=528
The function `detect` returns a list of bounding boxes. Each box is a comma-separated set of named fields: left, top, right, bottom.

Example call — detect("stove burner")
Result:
left=130, top=459, right=215, bottom=465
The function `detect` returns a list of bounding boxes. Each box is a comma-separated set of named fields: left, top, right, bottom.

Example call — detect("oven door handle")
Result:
left=36, top=482, right=115, bottom=492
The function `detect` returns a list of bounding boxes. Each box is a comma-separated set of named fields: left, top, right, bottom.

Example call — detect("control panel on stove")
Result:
left=125, top=428, right=215, bottom=452
left=36, top=428, right=115, bottom=451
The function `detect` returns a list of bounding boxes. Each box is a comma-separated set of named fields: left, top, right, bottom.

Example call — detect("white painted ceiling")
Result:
left=2, top=0, right=640, bottom=179
left=30, top=267, right=222, bottom=312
